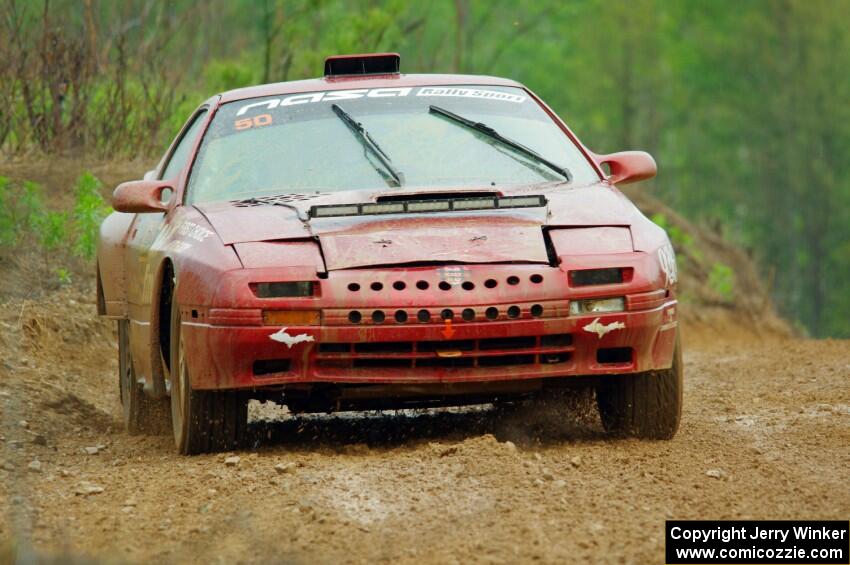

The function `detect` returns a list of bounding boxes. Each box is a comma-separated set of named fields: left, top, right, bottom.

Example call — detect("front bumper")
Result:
left=182, top=301, right=678, bottom=390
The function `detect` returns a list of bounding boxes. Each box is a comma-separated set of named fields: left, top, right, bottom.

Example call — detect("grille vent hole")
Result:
left=370, top=282, right=383, bottom=291
left=530, top=304, right=544, bottom=317
left=372, top=310, right=385, bottom=323
left=348, top=283, right=360, bottom=292
left=461, top=308, right=475, bottom=321
left=438, top=281, right=452, bottom=291
left=416, top=280, right=429, bottom=290
left=507, top=276, right=520, bottom=286
left=485, top=307, right=499, bottom=320
left=530, top=274, right=543, bottom=284
left=393, top=281, right=406, bottom=291
left=507, top=306, right=521, bottom=318
left=394, top=310, right=408, bottom=323
left=348, top=311, right=362, bottom=324
left=484, top=279, right=498, bottom=288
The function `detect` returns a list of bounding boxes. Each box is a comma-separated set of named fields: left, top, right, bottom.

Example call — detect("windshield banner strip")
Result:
left=236, top=87, right=527, bottom=116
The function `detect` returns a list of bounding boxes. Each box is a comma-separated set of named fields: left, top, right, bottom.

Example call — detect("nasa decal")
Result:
left=235, top=87, right=527, bottom=117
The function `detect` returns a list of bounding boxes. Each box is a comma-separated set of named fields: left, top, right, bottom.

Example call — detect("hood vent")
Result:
left=310, top=195, right=546, bottom=218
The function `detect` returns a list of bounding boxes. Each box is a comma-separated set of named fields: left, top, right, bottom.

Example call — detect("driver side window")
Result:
left=160, top=109, right=208, bottom=181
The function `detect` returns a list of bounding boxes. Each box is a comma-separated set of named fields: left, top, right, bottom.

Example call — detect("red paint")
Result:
left=112, top=180, right=173, bottom=213
left=442, top=319, right=455, bottom=339
left=98, top=59, right=676, bottom=402
left=590, top=151, right=657, bottom=185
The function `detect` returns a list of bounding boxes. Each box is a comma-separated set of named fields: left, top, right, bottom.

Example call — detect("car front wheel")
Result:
left=169, top=294, right=248, bottom=454
left=595, top=333, right=683, bottom=439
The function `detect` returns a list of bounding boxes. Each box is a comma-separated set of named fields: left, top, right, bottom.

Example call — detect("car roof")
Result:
left=217, top=73, right=525, bottom=104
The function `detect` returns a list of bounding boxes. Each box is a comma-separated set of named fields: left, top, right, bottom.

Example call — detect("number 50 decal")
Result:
left=234, top=113, right=272, bottom=130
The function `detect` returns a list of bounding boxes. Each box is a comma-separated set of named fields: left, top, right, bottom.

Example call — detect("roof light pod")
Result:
left=324, top=53, right=401, bottom=77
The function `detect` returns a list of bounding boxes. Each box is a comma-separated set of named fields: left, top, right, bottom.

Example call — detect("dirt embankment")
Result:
left=2, top=161, right=846, bottom=564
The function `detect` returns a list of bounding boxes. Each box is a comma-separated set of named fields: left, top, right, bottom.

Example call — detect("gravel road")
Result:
left=1, top=288, right=848, bottom=563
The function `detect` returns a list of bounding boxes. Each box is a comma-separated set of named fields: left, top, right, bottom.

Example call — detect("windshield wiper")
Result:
left=331, top=104, right=404, bottom=187
left=428, top=105, right=572, bottom=182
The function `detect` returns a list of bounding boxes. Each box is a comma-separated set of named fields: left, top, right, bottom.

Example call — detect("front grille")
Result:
left=315, top=333, right=573, bottom=370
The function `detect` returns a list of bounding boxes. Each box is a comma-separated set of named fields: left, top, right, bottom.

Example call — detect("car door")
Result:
left=125, top=108, right=209, bottom=387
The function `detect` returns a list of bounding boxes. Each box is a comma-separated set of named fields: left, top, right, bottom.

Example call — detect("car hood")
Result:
left=194, top=183, right=640, bottom=270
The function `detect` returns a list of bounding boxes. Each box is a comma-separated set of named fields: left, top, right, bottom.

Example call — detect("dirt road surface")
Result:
left=1, top=287, right=848, bottom=564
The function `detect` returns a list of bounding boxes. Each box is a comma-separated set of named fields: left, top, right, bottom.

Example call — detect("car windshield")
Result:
left=186, top=85, right=599, bottom=204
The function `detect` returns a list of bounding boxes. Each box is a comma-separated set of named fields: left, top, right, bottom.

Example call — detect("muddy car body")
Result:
left=98, top=53, right=682, bottom=453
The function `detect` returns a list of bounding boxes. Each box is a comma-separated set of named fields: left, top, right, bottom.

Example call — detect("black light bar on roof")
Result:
left=309, top=195, right=547, bottom=218
left=324, top=53, right=401, bottom=77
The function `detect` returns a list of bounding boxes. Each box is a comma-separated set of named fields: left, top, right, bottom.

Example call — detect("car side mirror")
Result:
left=112, top=180, right=174, bottom=213
left=592, top=151, right=657, bottom=185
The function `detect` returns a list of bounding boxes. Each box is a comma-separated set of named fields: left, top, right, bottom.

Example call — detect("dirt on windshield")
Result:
left=1, top=284, right=848, bottom=564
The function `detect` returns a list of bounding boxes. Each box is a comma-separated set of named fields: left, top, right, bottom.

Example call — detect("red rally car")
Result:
left=98, top=53, right=682, bottom=454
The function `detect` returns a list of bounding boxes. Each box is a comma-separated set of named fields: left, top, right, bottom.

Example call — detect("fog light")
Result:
left=262, top=310, right=320, bottom=325
left=253, top=281, right=314, bottom=298
left=569, top=297, right=625, bottom=316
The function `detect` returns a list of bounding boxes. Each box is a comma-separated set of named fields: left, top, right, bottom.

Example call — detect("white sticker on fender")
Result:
left=269, top=328, right=315, bottom=349
left=657, top=243, right=678, bottom=286
left=583, top=318, right=626, bottom=339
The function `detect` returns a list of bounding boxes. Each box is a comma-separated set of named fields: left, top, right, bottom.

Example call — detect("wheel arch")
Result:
left=96, top=262, right=107, bottom=316
left=149, top=257, right=176, bottom=399
left=96, top=212, right=134, bottom=318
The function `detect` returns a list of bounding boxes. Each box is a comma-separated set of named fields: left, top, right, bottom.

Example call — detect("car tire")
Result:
left=595, top=333, right=683, bottom=439
left=169, top=294, right=248, bottom=454
left=118, top=319, right=170, bottom=435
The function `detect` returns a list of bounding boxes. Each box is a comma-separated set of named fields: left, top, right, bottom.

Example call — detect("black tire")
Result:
left=169, top=294, right=248, bottom=454
left=118, top=320, right=170, bottom=435
left=596, top=333, right=683, bottom=439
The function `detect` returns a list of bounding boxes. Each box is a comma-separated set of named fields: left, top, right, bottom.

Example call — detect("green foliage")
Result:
left=0, top=178, right=47, bottom=246
left=0, top=177, right=14, bottom=245
left=55, top=267, right=72, bottom=286
left=0, top=172, right=109, bottom=279
left=36, top=211, right=69, bottom=251
left=71, top=172, right=111, bottom=260
left=204, top=59, right=257, bottom=93
left=708, top=263, right=735, bottom=302
left=19, top=181, right=45, bottom=232
left=650, top=213, right=694, bottom=253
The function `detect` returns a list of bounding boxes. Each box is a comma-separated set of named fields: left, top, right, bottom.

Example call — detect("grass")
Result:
left=0, top=172, right=111, bottom=285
